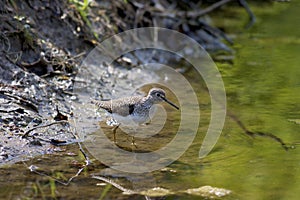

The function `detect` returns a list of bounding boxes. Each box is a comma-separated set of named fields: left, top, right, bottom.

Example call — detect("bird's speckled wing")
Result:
left=92, top=96, right=143, bottom=116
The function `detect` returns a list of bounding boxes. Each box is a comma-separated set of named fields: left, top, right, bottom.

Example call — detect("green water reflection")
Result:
left=174, top=1, right=300, bottom=199
left=1, top=1, right=300, bottom=200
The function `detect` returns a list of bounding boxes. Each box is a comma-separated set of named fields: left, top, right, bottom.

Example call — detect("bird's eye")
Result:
left=156, top=93, right=160, bottom=97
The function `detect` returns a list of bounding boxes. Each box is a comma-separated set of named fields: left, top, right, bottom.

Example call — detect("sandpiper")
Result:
left=92, top=88, right=179, bottom=142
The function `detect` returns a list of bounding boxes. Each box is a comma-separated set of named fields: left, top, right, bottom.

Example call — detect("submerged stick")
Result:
left=227, top=111, right=290, bottom=150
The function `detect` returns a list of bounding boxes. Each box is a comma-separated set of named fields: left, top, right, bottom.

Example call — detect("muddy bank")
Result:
left=0, top=0, right=257, bottom=165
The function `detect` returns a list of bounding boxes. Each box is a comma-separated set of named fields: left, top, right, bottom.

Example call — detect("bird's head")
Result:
left=148, top=88, right=179, bottom=110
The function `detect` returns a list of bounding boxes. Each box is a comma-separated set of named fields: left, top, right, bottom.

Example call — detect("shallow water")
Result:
left=1, top=1, right=300, bottom=200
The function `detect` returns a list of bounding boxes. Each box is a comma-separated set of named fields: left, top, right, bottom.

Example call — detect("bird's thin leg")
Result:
left=130, top=126, right=138, bottom=148
left=131, top=136, right=137, bottom=148
left=112, top=123, right=120, bottom=143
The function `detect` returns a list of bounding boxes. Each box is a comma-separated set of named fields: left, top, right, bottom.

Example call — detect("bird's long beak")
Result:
left=161, top=96, right=179, bottom=110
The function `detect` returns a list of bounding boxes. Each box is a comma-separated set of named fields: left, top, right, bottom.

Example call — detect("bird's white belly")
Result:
left=111, top=113, right=150, bottom=126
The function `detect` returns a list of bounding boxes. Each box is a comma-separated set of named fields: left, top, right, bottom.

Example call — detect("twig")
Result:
left=1, top=92, right=38, bottom=112
left=152, top=0, right=234, bottom=18
left=92, top=175, right=135, bottom=194
left=200, top=21, right=233, bottom=44
left=22, top=120, right=69, bottom=138
left=23, top=122, right=91, bottom=186
left=238, top=0, right=256, bottom=29
left=184, top=0, right=234, bottom=18
left=25, top=163, right=86, bottom=186
left=71, top=118, right=91, bottom=165
left=152, top=0, right=255, bottom=29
